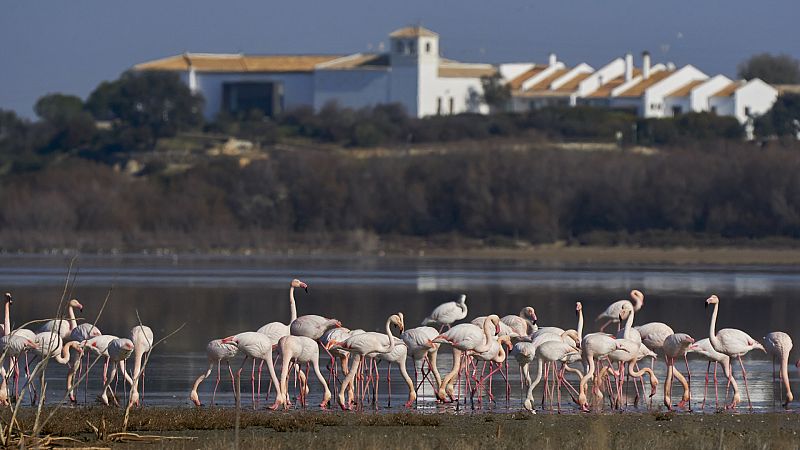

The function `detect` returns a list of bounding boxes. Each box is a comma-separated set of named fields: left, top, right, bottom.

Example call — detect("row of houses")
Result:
left=134, top=26, right=780, bottom=124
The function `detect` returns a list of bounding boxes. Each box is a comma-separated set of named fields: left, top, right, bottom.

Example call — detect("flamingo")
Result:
left=0, top=335, right=38, bottom=405
left=257, top=279, right=307, bottom=342
left=578, top=332, right=628, bottom=411
left=66, top=322, right=102, bottom=403
left=596, top=290, right=644, bottom=332
left=500, top=307, right=537, bottom=336
left=99, top=338, right=135, bottom=406
left=82, top=334, right=121, bottom=389
left=28, top=332, right=83, bottom=399
left=329, top=313, right=404, bottom=410
left=469, top=334, right=512, bottom=405
left=606, top=303, right=658, bottom=409
left=321, top=327, right=364, bottom=405
left=687, top=338, right=731, bottom=410
left=373, top=336, right=416, bottom=408
left=432, top=315, right=500, bottom=402
left=705, top=294, right=765, bottom=410
left=471, top=316, right=518, bottom=338
left=128, top=325, right=154, bottom=407
left=523, top=340, right=581, bottom=413
left=662, top=333, right=694, bottom=410
left=400, top=326, right=442, bottom=397
left=764, top=331, right=793, bottom=407
left=222, top=332, right=282, bottom=409
left=189, top=338, right=239, bottom=407
left=37, top=298, right=83, bottom=340
left=273, top=334, right=332, bottom=410
left=421, top=294, right=467, bottom=330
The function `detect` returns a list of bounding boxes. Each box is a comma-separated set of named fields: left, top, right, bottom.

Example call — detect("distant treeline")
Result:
left=2, top=142, right=800, bottom=251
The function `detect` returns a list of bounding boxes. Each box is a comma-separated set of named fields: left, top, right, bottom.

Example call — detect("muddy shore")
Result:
left=8, top=407, right=800, bottom=449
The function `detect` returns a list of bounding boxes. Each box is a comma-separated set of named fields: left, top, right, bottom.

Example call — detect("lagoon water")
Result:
left=1, top=254, right=798, bottom=411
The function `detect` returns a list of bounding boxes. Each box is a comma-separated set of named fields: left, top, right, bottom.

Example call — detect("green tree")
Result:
left=737, top=53, right=800, bottom=84
left=86, top=70, right=204, bottom=148
left=755, top=93, right=800, bottom=137
left=480, top=74, right=511, bottom=112
left=34, top=93, right=84, bottom=126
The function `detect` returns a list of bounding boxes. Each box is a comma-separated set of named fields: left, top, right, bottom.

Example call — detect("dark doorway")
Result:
left=223, top=82, right=283, bottom=116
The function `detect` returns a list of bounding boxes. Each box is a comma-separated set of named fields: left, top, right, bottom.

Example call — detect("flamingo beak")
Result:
left=300, top=282, right=309, bottom=293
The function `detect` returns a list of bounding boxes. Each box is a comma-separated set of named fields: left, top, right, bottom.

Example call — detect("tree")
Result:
left=86, top=70, right=204, bottom=148
left=737, top=53, right=800, bottom=84
left=480, top=74, right=511, bottom=112
left=755, top=93, right=800, bottom=137
left=34, top=94, right=84, bottom=126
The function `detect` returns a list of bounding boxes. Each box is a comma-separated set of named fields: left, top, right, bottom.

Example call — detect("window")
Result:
left=425, top=42, right=431, bottom=53
left=745, top=106, right=751, bottom=117
left=408, top=40, right=415, bottom=54
left=437, top=97, right=442, bottom=115
left=449, top=97, right=455, bottom=114
left=671, top=105, right=682, bottom=116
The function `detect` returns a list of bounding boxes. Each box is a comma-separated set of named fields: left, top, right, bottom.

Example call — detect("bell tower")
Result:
left=388, top=26, right=439, bottom=117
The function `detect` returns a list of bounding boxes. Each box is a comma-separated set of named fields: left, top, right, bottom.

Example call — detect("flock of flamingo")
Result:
left=189, top=279, right=798, bottom=414
left=0, top=293, right=153, bottom=407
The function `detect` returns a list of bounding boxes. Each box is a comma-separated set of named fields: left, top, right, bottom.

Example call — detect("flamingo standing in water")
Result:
left=373, top=335, right=416, bottom=408
left=705, top=294, right=765, bottom=410
left=432, top=315, right=500, bottom=403
left=128, top=325, right=154, bottom=407
left=66, top=322, right=102, bottom=403
left=421, top=294, right=467, bottom=330
left=27, top=333, right=83, bottom=402
left=687, top=338, right=731, bottom=409
left=596, top=290, right=644, bottom=332
left=321, top=327, right=365, bottom=405
left=328, top=313, right=404, bottom=410
left=662, top=333, right=694, bottom=410
left=578, top=332, right=628, bottom=411
left=99, top=338, right=135, bottom=406
left=0, top=335, right=38, bottom=405
left=400, top=326, right=441, bottom=397
left=606, top=303, right=658, bottom=409
left=273, top=334, right=332, bottom=410
left=523, top=339, right=580, bottom=413
left=764, top=331, right=793, bottom=407
left=190, top=338, right=239, bottom=407
left=500, top=307, right=537, bottom=336
left=222, top=332, right=282, bottom=408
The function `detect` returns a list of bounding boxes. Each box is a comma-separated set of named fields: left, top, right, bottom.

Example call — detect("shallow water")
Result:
left=1, top=254, right=798, bottom=412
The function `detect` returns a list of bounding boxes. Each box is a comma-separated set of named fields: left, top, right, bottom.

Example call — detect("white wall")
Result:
left=733, top=78, right=778, bottom=123
left=389, top=65, right=420, bottom=117
left=663, top=96, right=691, bottom=117
left=550, top=63, right=594, bottom=90
left=577, top=58, right=625, bottom=97
left=709, top=96, right=735, bottom=117
left=498, top=63, right=535, bottom=82
left=689, top=75, right=732, bottom=112
left=427, top=77, right=487, bottom=115
left=641, top=65, right=707, bottom=118
left=313, top=69, right=390, bottom=111
left=191, top=72, right=315, bottom=119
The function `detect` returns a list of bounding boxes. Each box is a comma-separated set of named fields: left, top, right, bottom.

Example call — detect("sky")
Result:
left=2, top=0, right=799, bottom=118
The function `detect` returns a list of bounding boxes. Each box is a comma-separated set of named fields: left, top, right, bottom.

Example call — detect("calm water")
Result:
left=2, top=254, right=799, bottom=412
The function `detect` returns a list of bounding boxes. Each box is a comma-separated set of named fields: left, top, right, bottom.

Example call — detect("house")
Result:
left=501, top=52, right=778, bottom=124
left=133, top=26, right=494, bottom=119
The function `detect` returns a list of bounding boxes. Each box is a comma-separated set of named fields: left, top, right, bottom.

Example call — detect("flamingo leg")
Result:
left=738, top=356, right=753, bottom=411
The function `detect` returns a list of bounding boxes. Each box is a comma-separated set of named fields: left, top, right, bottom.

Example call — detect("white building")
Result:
left=134, top=26, right=494, bottom=119
left=501, top=51, right=778, bottom=124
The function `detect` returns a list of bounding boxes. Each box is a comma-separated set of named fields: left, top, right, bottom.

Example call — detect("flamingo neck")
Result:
left=708, top=301, right=719, bottom=348
left=476, top=317, right=494, bottom=353
left=577, top=310, right=584, bottom=341
left=384, top=318, right=396, bottom=352
left=623, top=308, right=634, bottom=340
left=56, top=341, right=78, bottom=364
left=67, top=305, right=77, bottom=330
left=781, top=353, right=793, bottom=401
left=289, top=287, right=297, bottom=322
left=3, top=301, right=9, bottom=337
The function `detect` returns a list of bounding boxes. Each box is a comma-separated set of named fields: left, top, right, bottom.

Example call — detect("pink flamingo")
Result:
left=373, top=335, right=417, bottom=408
left=764, top=331, right=793, bottom=407
left=273, top=334, right=332, bottom=410
left=500, top=307, right=537, bottom=336
left=37, top=298, right=83, bottom=340
left=705, top=294, right=765, bottom=410
left=66, top=322, right=102, bottom=403
left=128, top=325, right=153, bottom=407
left=578, top=332, right=628, bottom=411
left=189, top=338, right=239, bottom=406
left=662, top=333, right=694, bottom=410
left=98, top=338, right=135, bottom=406
left=222, top=332, right=282, bottom=409
left=687, top=338, right=731, bottom=410
left=321, top=327, right=364, bottom=405
left=328, top=313, right=404, bottom=410
left=471, top=316, right=518, bottom=338
left=523, top=340, right=581, bottom=413
left=400, top=326, right=442, bottom=398
left=432, top=315, right=500, bottom=403
left=422, top=294, right=467, bottom=330
left=0, top=335, right=38, bottom=405
left=596, top=290, right=644, bottom=332
left=469, top=334, right=512, bottom=406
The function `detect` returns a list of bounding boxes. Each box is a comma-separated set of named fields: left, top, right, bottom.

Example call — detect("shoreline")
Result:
left=4, top=245, right=800, bottom=266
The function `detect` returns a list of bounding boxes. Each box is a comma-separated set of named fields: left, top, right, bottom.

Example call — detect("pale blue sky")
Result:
left=2, top=0, right=798, bottom=118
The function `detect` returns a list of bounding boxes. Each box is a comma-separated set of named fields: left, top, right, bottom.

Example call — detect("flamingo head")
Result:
left=687, top=343, right=700, bottom=352
left=4, top=293, right=12, bottom=305
left=630, top=290, right=644, bottom=309
left=328, top=319, right=342, bottom=329
left=291, top=279, right=309, bottom=293
left=122, top=339, right=135, bottom=351
left=618, top=302, right=634, bottom=321
left=575, top=302, right=582, bottom=315
left=68, top=298, right=83, bottom=311
left=705, top=295, right=719, bottom=308
left=90, top=327, right=102, bottom=337
left=614, top=341, right=630, bottom=352
left=389, top=314, right=404, bottom=333
left=522, top=307, right=537, bottom=323
left=221, top=335, right=238, bottom=344
left=487, top=315, right=501, bottom=335
left=679, top=334, right=695, bottom=346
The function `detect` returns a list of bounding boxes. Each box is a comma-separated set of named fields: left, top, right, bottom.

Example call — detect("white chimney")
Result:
left=624, top=53, right=633, bottom=81
left=548, top=53, right=557, bottom=66
left=642, top=51, right=651, bottom=80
